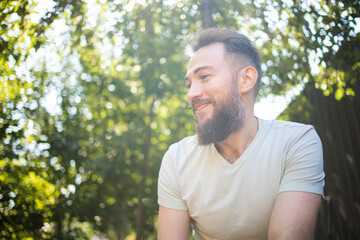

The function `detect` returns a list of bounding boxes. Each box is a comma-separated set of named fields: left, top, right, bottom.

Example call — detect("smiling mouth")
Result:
left=192, top=99, right=215, bottom=113
left=196, top=103, right=210, bottom=111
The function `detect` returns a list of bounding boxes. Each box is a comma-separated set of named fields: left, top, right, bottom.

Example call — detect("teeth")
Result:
left=197, top=103, right=208, bottom=111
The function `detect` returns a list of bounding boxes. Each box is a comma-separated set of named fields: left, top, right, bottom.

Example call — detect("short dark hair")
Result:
left=191, top=28, right=261, bottom=96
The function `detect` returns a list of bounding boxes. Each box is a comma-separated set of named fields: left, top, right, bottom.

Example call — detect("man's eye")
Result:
left=185, top=84, right=191, bottom=90
left=201, top=74, right=209, bottom=80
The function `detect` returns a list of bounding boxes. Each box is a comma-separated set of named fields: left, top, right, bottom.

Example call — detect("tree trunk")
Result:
left=201, top=0, right=214, bottom=28
left=114, top=184, right=122, bottom=240
left=135, top=96, right=156, bottom=240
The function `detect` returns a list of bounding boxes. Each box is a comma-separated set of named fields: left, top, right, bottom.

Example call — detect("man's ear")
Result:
left=237, top=66, right=258, bottom=95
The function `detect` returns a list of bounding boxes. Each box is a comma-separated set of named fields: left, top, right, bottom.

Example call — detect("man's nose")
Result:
left=186, top=83, right=203, bottom=103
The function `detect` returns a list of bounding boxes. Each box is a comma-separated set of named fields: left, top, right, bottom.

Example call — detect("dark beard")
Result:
left=195, top=87, right=245, bottom=145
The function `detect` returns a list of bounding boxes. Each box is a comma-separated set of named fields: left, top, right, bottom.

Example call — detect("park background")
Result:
left=1, top=0, right=359, bottom=239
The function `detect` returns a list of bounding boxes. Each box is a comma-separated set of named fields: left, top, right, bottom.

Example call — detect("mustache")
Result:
left=191, top=98, right=216, bottom=109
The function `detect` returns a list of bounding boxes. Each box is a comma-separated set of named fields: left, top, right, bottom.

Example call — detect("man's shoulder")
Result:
left=259, top=119, right=322, bottom=152
left=169, top=135, right=197, bottom=150
left=163, top=135, right=210, bottom=172
left=166, top=135, right=199, bottom=158
left=261, top=119, right=315, bottom=132
left=259, top=119, right=319, bottom=144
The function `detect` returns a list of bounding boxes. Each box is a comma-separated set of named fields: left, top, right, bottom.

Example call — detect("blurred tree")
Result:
left=249, top=0, right=360, bottom=99
left=66, top=1, right=197, bottom=238
left=0, top=0, right=88, bottom=239
left=1, top=0, right=359, bottom=239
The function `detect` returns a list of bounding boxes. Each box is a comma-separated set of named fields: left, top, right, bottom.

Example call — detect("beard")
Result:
left=194, top=85, right=245, bottom=145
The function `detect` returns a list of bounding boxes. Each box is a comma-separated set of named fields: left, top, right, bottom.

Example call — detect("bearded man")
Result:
left=157, top=28, right=325, bottom=240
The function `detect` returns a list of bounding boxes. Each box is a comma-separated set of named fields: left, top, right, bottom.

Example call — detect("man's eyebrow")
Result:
left=184, top=65, right=216, bottom=81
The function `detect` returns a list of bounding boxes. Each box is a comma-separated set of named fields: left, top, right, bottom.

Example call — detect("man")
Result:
left=157, top=28, right=325, bottom=240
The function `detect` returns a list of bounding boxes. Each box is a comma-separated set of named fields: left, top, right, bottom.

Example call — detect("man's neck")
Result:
left=215, top=115, right=258, bottom=164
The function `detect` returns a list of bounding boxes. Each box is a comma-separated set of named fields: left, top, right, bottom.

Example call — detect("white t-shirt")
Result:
left=158, top=118, right=325, bottom=240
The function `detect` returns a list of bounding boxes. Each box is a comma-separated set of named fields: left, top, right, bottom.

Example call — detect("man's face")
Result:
left=194, top=84, right=245, bottom=145
left=185, top=43, right=245, bottom=145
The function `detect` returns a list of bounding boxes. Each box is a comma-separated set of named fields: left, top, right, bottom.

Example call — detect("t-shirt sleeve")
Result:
left=278, top=126, right=325, bottom=197
left=158, top=147, right=188, bottom=211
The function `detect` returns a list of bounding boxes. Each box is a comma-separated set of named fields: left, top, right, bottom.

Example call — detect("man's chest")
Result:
left=179, top=154, right=284, bottom=239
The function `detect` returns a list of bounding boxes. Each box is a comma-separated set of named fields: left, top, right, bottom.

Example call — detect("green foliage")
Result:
left=1, top=0, right=359, bottom=239
left=0, top=161, right=57, bottom=239
left=251, top=0, right=360, bottom=98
